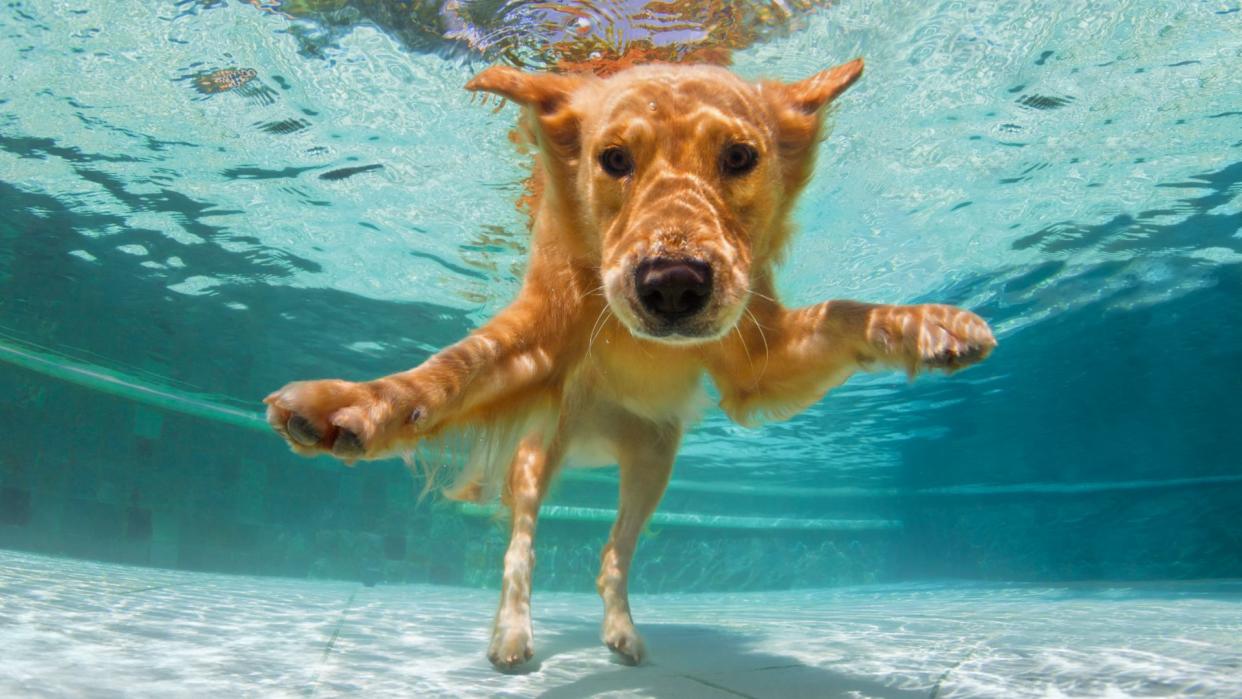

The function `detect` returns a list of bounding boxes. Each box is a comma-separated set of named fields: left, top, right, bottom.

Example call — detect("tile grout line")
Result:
left=116, top=582, right=194, bottom=595
left=929, top=635, right=993, bottom=699
left=308, top=589, right=359, bottom=697
left=679, top=672, right=760, bottom=699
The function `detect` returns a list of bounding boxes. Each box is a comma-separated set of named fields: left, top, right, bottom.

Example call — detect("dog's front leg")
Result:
left=712, top=300, right=996, bottom=422
left=264, top=294, right=571, bottom=461
left=489, top=435, right=563, bottom=670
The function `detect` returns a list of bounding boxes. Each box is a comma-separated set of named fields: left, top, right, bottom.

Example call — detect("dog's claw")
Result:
left=918, top=308, right=996, bottom=373
left=488, top=646, right=533, bottom=671
left=488, top=626, right=534, bottom=671
left=869, top=304, right=995, bottom=376
left=602, top=619, right=646, bottom=665
left=286, top=415, right=321, bottom=446
left=607, top=640, right=642, bottom=665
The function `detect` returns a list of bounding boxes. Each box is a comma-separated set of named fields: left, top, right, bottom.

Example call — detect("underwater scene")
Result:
left=1, top=0, right=1240, bottom=696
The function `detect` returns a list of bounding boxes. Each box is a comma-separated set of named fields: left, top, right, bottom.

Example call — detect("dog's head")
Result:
left=467, top=60, right=863, bottom=344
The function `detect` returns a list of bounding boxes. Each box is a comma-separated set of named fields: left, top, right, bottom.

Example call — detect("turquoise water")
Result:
left=2, top=0, right=1242, bottom=619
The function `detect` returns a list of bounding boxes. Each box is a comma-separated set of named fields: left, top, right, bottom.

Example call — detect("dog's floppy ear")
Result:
left=763, top=58, right=863, bottom=166
left=466, top=66, right=585, bottom=156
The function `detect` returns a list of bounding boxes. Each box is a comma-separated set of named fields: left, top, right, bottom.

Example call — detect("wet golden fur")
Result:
left=265, top=59, right=996, bottom=669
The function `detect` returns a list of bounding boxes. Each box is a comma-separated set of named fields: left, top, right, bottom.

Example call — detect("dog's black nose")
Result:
left=635, top=258, right=713, bottom=320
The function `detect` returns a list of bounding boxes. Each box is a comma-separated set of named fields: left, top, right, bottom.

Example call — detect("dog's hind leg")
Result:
left=488, top=434, right=562, bottom=670
left=597, top=420, right=680, bottom=665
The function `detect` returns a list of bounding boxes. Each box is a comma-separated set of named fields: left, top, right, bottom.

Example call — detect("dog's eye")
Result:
left=720, top=143, right=759, bottom=176
left=598, top=146, right=634, bottom=178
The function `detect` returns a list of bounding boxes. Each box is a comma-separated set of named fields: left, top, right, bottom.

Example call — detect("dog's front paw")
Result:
left=264, top=378, right=427, bottom=462
left=602, top=615, right=646, bottom=666
left=869, top=304, right=996, bottom=375
left=488, top=625, right=534, bottom=671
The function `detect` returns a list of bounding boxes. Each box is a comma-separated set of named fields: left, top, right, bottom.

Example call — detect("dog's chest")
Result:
left=573, top=330, right=707, bottom=425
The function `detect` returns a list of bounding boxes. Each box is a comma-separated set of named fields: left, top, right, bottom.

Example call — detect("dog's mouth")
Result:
left=603, top=254, right=748, bottom=345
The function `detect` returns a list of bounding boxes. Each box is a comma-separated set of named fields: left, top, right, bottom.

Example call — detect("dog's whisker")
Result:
left=747, top=286, right=779, bottom=304
left=587, top=305, right=610, bottom=357
left=733, top=323, right=755, bottom=378
left=588, top=313, right=612, bottom=357
left=744, top=307, right=771, bottom=382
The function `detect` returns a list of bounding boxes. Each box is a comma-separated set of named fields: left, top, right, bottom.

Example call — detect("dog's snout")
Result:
left=635, top=258, right=713, bottom=320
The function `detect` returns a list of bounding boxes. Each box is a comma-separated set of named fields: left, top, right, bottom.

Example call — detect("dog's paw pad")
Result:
left=331, top=428, right=365, bottom=459
left=264, top=379, right=402, bottom=461
left=285, top=414, right=321, bottom=446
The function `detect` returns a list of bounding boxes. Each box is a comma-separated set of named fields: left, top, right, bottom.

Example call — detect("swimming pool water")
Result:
left=1, top=0, right=1241, bottom=693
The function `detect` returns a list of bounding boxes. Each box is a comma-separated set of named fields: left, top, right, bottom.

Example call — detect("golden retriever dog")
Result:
left=264, top=58, right=995, bottom=669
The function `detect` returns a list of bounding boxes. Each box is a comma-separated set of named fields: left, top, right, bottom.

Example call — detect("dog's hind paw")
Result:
left=602, top=618, right=646, bottom=665
left=488, top=626, right=534, bottom=671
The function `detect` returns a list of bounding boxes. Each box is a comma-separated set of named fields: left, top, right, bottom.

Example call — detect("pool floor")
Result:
left=2, top=550, right=1239, bottom=697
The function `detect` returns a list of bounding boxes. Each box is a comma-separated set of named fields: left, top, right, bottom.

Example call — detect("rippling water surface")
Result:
left=1, top=0, right=1240, bottom=590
